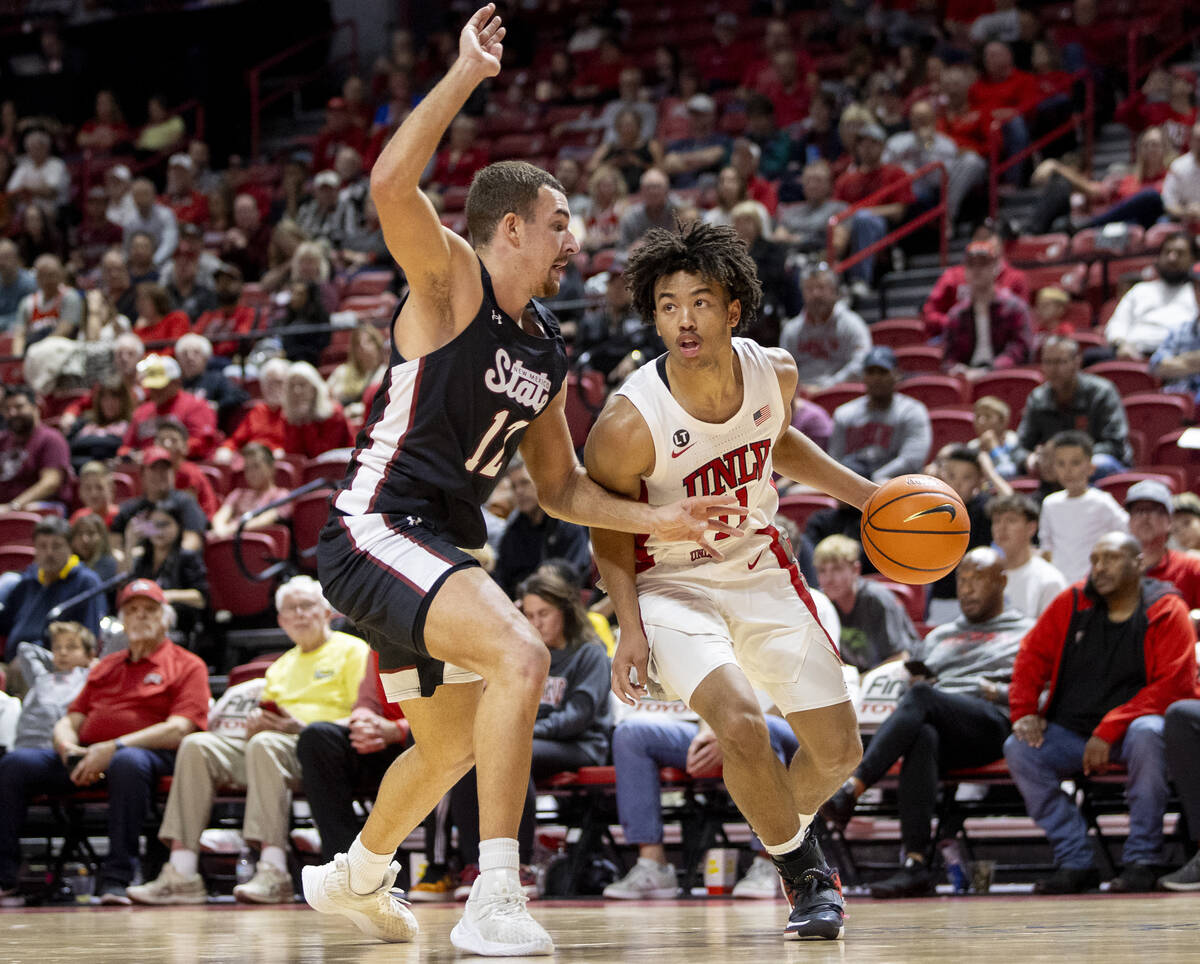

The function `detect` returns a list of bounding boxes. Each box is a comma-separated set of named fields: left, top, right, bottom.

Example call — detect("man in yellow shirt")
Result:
left=128, top=575, right=368, bottom=905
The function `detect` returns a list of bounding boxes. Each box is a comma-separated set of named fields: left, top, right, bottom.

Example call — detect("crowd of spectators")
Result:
left=0, top=0, right=1199, bottom=910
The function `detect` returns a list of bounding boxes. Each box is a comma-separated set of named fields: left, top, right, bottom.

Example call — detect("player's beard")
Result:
left=533, top=270, right=561, bottom=298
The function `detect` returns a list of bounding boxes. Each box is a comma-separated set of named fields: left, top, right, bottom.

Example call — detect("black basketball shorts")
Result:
left=318, top=511, right=480, bottom=699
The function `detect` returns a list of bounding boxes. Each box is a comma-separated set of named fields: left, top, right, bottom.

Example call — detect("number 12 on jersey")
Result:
left=464, top=410, right=530, bottom=478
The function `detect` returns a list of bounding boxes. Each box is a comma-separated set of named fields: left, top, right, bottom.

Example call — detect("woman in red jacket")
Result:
left=280, top=361, right=354, bottom=459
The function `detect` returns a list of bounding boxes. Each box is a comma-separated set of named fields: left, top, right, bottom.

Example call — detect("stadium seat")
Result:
left=928, top=408, right=977, bottom=451
left=810, top=382, right=864, bottom=416
left=1096, top=471, right=1179, bottom=503
left=893, top=346, right=942, bottom=373
left=866, top=576, right=925, bottom=624
left=777, top=493, right=837, bottom=530
left=0, top=511, right=45, bottom=548
left=1127, top=428, right=1146, bottom=466
left=342, top=271, right=393, bottom=298
left=870, top=318, right=926, bottom=349
left=204, top=533, right=281, bottom=618
left=1057, top=300, right=1094, bottom=329
left=1068, top=226, right=1145, bottom=260
left=1144, top=221, right=1184, bottom=250
left=1010, top=477, right=1041, bottom=494
left=1122, top=393, right=1191, bottom=445
left=198, top=463, right=227, bottom=497
left=0, top=544, right=35, bottom=574
left=111, top=471, right=139, bottom=502
left=565, top=370, right=606, bottom=449
left=970, top=369, right=1044, bottom=422
left=1071, top=329, right=1106, bottom=351
left=897, top=374, right=968, bottom=410
left=230, top=459, right=299, bottom=492
left=1086, top=360, right=1157, bottom=396
left=1140, top=464, right=1188, bottom=492
left=1086, top=256, right=1155, bottom=302
left=300, top=453, right=352, bottom=487
left=291, top=488, right=336, bottom=572
left=440, top=185, right=469, bottom=213
left=1007, top=233, right=1070, bottom=262
left=492, top=132, right=547, bottom=159
left=1022, top=262, right=1086, bottom=297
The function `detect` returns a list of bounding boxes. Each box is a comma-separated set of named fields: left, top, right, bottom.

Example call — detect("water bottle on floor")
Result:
left=938, top=839, right=969, bottom=894
left=69, top=864, right=93, bottom=904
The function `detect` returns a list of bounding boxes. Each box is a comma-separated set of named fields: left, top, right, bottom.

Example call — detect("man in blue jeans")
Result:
left=602, top=696, right=800, bottom=901
left=1003, top=532, right=1200, bottom=894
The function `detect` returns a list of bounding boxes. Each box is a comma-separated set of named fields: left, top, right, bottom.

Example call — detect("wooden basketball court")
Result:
left=3, top=894, right=1198, bottom=963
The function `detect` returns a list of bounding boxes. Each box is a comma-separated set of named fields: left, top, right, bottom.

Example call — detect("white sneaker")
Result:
left=450, top=874, right=554, bottom=957
left=232, top=861, right=294, bottom=904
left=732, top=855, right=782, bottom=899
left=127, top=864, right=208, bottom=905
left=302, top=853, right=418, bottom=943
left=602, top=858, right=679, bottom=900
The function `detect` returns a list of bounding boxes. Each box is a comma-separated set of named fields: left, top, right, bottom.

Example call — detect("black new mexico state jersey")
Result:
left=332, top=259, right=568, bottom=549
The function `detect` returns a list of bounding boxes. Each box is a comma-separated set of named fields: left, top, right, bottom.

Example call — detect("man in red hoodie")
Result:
left=1004, top=531, right=1200, bottom=895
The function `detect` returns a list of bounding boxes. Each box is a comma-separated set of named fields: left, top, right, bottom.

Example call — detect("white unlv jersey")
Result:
left=615, top=337, right=787, bottom=572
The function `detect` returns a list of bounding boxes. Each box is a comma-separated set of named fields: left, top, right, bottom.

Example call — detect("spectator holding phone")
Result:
left=820, top=548, right=1032, bottom=898
left=127, top=576, right=368, bottom=907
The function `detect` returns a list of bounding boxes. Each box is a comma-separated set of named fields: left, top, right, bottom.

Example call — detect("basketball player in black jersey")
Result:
left=586, top=224, right=877, bottom=941
left=300, top=6, right=742, bottom=957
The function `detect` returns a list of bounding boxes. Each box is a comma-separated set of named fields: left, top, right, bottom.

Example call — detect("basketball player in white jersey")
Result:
left=585, top=223, right=878, bottom=940
left=300, top=8, right=742, bottom=958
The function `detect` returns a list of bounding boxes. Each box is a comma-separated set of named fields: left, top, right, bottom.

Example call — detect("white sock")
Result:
left=797, top=812, right=815, bottom=835
left=477, top=838, right=520, bottom=894
left=764, top=823, right=808, bottom=857
left=169, top=849, right=198, bottom=878
left=347, top=836, right=393, bottom=895
left=260, top=845, right=288, bottom=875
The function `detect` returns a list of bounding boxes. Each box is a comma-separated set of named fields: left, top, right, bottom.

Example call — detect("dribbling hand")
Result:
left=649, top=494, right=747, bottom=562
left=611, top=631, right=650, bottom=706
left=460, top=4, right=506, bottom=79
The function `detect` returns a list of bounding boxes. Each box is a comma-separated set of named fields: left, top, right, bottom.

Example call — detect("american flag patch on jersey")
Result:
left=753, top=404, right=771, bottom=426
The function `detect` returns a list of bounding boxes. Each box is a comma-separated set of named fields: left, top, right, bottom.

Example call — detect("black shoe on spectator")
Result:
left=1032, top=866, right=1099, bottom=895
left=98, top=880, right=131, bottom=905
left=869, top=858, right=937, bottom=899
left=1159, top=852, right=1200, bottom=891
left=1108, top=864, right=1157, bottom=893
left=819, top=786, right=856, bottom=831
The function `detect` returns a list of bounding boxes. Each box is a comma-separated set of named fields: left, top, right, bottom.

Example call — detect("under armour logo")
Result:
left=492, top=310, right=503, bottom=325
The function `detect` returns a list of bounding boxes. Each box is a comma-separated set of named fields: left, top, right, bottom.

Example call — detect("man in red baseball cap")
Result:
left=0, top=577, right=209, bottom=905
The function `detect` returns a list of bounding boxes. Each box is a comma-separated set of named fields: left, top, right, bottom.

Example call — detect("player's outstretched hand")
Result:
left=648, top=494, right=746, bottom=562
left=460, top=4, right=506, bottom=78
left=611, top=631, right=650, bottom=706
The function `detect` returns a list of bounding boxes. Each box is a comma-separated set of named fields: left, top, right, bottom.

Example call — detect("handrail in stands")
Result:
left=247, top=19, right=360, bottom=160
left=986, top=70, right=1094, bottom=217
left=825, top=161, right=949, bottom=277
left=231, top=478, right=328, bottom=583
left=1125, top=15, right=1200, bottom=97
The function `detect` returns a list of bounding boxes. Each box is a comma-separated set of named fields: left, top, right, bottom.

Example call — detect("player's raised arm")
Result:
left=765, top=347, right=878, bottom=509
left=370, top=4, right=504, bottom=290
left=518, top=382, right=745, bottom=544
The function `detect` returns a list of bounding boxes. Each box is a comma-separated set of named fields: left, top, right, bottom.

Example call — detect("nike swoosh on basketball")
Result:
left=902, top=503, right=958, bottom=524
left=671, top=443, right=696, bottom=459
left=747, top=549, right=765, bottom=570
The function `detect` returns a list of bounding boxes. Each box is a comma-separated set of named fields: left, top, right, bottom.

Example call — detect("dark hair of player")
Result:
left=624, top=221, right=763, bottom=333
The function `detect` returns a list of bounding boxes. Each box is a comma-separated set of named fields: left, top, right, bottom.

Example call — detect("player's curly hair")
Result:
left=623, top=221, right=763, bottom=332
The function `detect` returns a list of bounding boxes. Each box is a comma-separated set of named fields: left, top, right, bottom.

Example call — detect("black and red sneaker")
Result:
left=781, top=867, right=844, bottom=940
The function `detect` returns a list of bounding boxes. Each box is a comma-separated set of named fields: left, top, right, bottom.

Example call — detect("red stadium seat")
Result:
left=1086, top=256, right=1155, bottom=302
left=0, top=544, right=35, bottom=574
left=1071, top=328, right=1107, bottom=351
left=970, top=369, right=1045, bottom=424
left=1057, top=300, right=1094, bottom=329
left=565, top=370, right=606, bottom=449
left=893, top=346, right=942, bottom=373
left=1122, top=393, right=1191, bottom=446
left=928, top=408, right=977, bottom=451
left=897, top=374, right=968, bottom=410
left=1086, top=360, right=1157, bottom=396
left=301, top=453, right=352, bottom=487
left=198, top=463, right=227, bottom=497
left=777, top=493, right=837, bottom=530
left=810, top=382, right=864, bottom=416
left=1144, top=222, right=1184, bottom=251
left=230, top=460, right=299, bottom=492
left=492, top=132, right=547, bottom=159
left=870, top=318, right=926, bottom=349
left=111, top=471, right=139, bottom=502
left=866, top=576, right=925, bottom=624
left=1068, top=226, right=1145, bottom=259
left=1127, top=429, right=1146, bottom=466
left=1141, top=464, right=1188, bottom=492
left=291, top=488, right=335, bottom=572
left=1023, top=262, right=1087, bottom=297
left=1010, top=477, right=1041, bottom=494
left=0, top=511, right=45, bottom=548
left=204, top=533, right=280, bottom=617
left=1096, top=471, right=1179, bottom=503
left=1007, top=233, right=1070, bottom=262
left=342, top=271, right=393, bottom=298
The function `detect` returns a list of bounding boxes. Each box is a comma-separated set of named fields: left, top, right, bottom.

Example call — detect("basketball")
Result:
left=860, top=475, right=971, bottom=584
